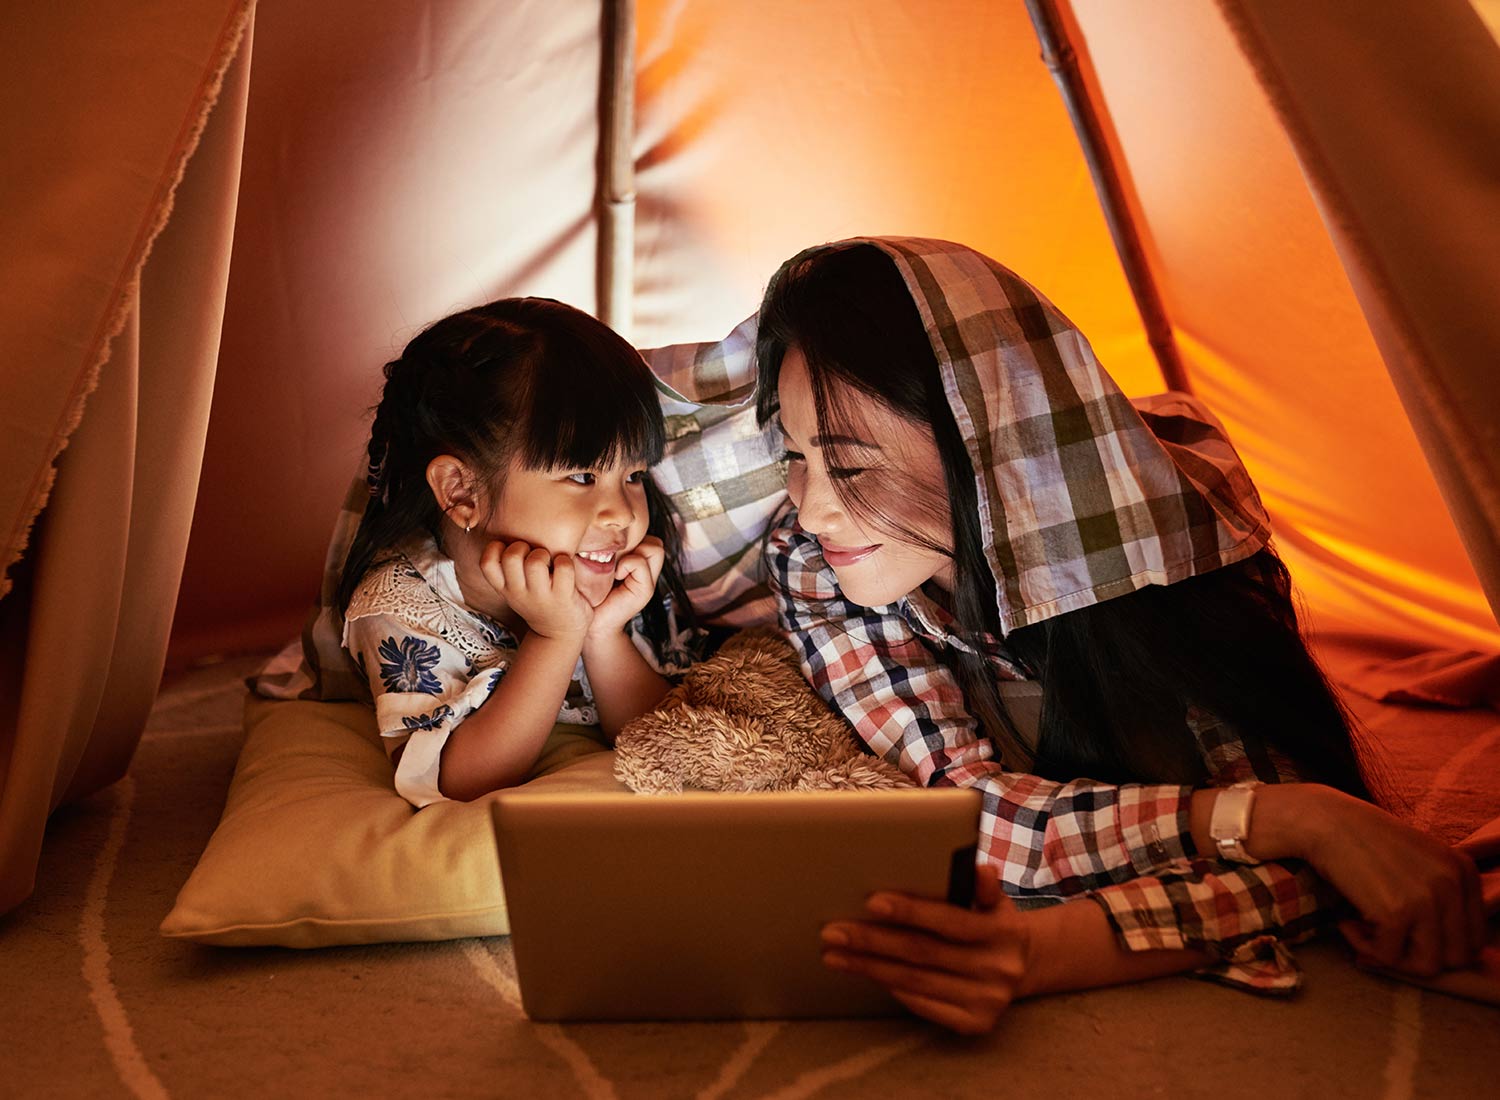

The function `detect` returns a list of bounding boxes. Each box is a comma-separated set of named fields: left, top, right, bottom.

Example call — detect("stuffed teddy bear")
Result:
left=614, top=628, right=915, bottom=793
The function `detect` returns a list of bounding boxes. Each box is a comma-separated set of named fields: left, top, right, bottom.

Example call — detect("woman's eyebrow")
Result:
left=811, top=432, right=881, bottom=450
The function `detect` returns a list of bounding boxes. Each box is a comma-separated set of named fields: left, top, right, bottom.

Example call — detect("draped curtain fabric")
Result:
left=0, top=2, right=255, bottom=914
left=1214, top=0, right=1500, bottom=627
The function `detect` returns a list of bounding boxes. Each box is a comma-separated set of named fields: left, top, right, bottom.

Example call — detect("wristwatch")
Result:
left=1208, top=780, right=1263, bottom=864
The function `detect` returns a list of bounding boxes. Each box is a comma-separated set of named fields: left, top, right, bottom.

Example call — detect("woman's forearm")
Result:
left=1187, top=782, right=1332, bottom=863
left=1017, top=899, right=1212, bottom=998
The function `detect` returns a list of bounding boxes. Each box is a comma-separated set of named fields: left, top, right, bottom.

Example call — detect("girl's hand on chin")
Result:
left=586, top=535, right=666, bottom=641
left=819, top=864, right=1028, bottom=1036
left=478, top=540, right=593, bottom=642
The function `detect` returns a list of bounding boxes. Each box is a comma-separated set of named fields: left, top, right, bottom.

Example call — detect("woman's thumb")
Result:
left=974, top=862, right=1006, bottom=911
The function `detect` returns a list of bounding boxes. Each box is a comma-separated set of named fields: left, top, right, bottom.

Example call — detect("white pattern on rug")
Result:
left=460, top=939, right=619, bottom=1099
left=81, top=778, right=170, bottom=1100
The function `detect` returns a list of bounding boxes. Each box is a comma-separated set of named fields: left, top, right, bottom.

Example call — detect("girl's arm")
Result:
left=580, top=629, right=671, bottom=738
left=436, top=631, right=583, bottom=800
left=437, top=540, right=595, bottom=800
left=579, top=533, right=673, bottom=737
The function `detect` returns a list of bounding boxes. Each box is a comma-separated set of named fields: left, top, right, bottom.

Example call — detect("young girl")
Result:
left=337, top=297, right=699, bottom=807
left=755, top=237, right=1483, bottom=1033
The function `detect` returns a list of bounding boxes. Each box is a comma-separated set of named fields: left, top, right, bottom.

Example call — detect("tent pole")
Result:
left=598, top=0, right=636, bottom=338
left=1023, top=0, right=1191, bottom=394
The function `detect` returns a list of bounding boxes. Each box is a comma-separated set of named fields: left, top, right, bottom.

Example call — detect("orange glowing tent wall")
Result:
left=160, top=0, right=1498, bottom=658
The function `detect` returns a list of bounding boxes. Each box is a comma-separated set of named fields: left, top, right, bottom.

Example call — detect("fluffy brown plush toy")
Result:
left=614, top=628, right=915, bottom=792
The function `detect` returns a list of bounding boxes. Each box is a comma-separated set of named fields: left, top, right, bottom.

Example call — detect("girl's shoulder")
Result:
left=344, top=546, right=439, bottom=628
left=342, top=536, right=511, bottom=664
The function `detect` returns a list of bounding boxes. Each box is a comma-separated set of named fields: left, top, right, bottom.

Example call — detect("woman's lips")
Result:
left=821, top=541, right=881, bottom=567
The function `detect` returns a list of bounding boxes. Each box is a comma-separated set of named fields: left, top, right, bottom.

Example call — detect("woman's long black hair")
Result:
left=755, top=243, right=1373, bottom=798
left=338, top=297, right=693, bottom=659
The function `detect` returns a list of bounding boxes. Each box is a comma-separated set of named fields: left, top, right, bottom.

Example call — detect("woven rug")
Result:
left=4, top=647, right=1497, bottom=1099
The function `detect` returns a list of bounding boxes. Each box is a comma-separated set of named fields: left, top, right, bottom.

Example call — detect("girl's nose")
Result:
left=596, top=483, right=637, bottom=528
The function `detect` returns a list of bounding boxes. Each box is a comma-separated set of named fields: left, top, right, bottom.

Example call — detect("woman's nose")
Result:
left=791, top=466, right=842, bottom=535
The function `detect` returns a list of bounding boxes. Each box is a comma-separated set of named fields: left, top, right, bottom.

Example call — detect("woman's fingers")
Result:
left=1458, top=853, right=1487, bottom=960
left=972, top=862, right=1004, bottom=911
left=887, top=988, right=997, bottom=1038
left=864, top=890, right=1008, bottom=944
left=1401, top=901, right=1444, bottom=976
left=822, top=921, right=1016, bottom=982
left=823, top=947, right=1013, bottom=1023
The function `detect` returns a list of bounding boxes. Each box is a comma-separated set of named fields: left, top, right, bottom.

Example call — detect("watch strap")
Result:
left=1208, top=780, right=1262, bottom=864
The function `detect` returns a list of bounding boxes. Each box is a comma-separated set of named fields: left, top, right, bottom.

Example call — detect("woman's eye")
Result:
left=781, top=449, right=805, bottom=464
left=827, top=467, right=867, bottom=481
left=566, top=472, right=596, bottom=486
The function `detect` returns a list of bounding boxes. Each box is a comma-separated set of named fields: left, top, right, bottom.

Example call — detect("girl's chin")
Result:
left=578, top=576, right=615, bottom=608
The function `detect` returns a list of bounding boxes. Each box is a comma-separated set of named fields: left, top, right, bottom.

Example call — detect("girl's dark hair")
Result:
left=339, top=297, right=693, bottom=658
left=755, top=243, right=1373, bottom=798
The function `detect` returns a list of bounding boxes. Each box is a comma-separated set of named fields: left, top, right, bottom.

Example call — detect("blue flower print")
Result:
left=488, top=669, right=505, bottom=692
left=401, top=705, right=454, bottom=732
left=377, top=635, right=444, bottom=695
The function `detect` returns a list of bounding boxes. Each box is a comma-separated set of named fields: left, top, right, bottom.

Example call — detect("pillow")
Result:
left=253, top=316, right=788, bottom=702
left=160, top=697, right=626, bottom=947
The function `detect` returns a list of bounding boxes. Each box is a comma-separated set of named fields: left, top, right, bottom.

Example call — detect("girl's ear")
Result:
left=426, top=454, right=480, bottom=529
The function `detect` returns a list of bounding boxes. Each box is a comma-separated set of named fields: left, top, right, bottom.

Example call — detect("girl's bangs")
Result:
left=512, top=340, right=665, bottom=472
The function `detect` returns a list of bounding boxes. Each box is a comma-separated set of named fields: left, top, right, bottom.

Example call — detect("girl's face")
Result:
left=476, top=455, right=652, bottom=609
left=777, top=346, right=953, bottom=608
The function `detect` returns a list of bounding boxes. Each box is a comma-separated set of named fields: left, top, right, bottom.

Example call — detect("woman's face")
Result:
left=777, top=346, right=953, bottom=608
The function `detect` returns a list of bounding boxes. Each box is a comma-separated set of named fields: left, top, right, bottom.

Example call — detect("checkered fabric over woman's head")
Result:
left=860, top=236, right=1271, bottom=633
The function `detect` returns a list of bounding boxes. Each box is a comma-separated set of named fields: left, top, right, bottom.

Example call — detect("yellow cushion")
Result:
left=160, top=696, right=626, bottom=947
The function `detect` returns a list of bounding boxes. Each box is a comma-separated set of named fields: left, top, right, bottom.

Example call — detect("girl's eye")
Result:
left=567, top=472, right=596, bottom=486
left=626, top=469, right=647, bottom=484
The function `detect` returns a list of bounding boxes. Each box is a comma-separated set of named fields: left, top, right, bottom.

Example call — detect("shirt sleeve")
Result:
left=1086, top=856, right=1335, bottom=993
left=1085, top=707, right=1339, bottom=993
left=767, top=511, right=1341, bottom=992
left=766, top=513, right=1196, bottom=897
left=343, top=611, right=507, bottom=809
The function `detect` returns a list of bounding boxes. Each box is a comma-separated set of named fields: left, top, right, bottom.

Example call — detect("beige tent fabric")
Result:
left=167, top=0, right=607, bottom=662
left=1215, top=0, right=1500, bottom=625
left=0, top=5, right=254, bottom=915
left=1063, top=0, right=1499, bottom=650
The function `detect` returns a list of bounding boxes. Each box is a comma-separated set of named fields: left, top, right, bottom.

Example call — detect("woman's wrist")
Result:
left=1189, top=782, right=1335, bottom=864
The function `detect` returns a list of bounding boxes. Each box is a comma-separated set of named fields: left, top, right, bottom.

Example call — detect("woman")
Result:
left=756, top=237, right=1483, bottom=1034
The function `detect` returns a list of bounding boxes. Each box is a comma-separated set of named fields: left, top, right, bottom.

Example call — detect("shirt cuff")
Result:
left=1117, top=783, right=1195, bottom=873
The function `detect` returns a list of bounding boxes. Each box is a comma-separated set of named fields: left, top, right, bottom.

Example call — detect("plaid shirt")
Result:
left=769, top=511, right=1333, bottom=992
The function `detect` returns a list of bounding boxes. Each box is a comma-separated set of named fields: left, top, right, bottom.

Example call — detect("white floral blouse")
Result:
left=342, top=533, right=696, bottom=808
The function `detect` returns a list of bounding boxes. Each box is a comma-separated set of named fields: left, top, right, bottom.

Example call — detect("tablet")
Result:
left=490, top=787, right=982, bottom=1021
